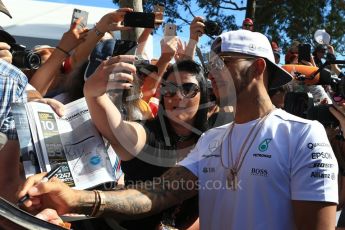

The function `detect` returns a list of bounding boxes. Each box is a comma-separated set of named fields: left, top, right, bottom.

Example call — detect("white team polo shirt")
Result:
left=179, top=109, right=338, bottom=230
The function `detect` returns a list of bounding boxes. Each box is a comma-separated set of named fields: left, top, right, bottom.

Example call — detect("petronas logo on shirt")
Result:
left=258, top=138, right=272, bottom=152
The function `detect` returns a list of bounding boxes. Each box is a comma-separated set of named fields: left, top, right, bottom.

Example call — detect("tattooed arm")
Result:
left=18, top=167, right=198, bottom=219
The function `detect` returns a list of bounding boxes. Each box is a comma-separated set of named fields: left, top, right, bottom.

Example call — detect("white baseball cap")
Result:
left=213, top=30, right=293, bottom=89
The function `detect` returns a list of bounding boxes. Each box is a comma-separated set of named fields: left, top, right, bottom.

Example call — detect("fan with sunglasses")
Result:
left=160, top=82, right=200, bottom=98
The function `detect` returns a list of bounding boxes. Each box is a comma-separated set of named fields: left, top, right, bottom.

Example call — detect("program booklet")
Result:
left=13, top=98, right=121, bottom=190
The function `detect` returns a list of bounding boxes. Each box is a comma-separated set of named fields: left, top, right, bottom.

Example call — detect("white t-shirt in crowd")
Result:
left=179, top=109, right=338, bottom=230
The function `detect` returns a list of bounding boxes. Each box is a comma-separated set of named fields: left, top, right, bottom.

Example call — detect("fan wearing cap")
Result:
left=16, top=31, right=337, bottom=230
left=313, top=44, right=342, bottom=76
left=242, top=18, right=254, bottom=31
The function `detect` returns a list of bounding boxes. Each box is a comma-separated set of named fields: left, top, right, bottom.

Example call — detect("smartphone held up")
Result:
left=124, top=12, right=155, bottom=28
left=71, top=8, right=88, bottom=30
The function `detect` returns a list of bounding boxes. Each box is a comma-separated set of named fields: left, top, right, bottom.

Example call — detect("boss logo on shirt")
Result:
left=310, top=171, right=336, bottom=180
left=307, top=142, right=330, bottom=150
left=250, top=168, right=268, bottom=177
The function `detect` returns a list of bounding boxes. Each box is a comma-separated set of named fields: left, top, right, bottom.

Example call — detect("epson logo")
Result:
left=307, top=142, right=330, bottom=150
left=311, top=152, right=333, bottom=160
left=251, top=168, right=268, bottom=177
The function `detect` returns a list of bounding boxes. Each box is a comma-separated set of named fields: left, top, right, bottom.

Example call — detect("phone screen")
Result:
left=71, top=9, right=88, bottom=30
left=298, top=44, right=311, bottom=63
left=124, top=12, right=155, bottom=28
left=112, top=40, right=138, bottom=56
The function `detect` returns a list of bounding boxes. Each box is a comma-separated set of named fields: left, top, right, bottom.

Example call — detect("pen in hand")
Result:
left=17, top=165, right=62, bottom=206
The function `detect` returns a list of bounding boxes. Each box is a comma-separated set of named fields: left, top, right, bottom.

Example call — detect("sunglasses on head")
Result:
left=161, top=82, right=200, bottom=98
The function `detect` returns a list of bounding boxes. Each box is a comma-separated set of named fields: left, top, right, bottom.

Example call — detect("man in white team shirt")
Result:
left=19, top=30, right=338, bottom=230
left=179, top=30, right=338, bottom=229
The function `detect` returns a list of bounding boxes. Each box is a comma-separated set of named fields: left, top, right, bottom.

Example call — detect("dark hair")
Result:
left=159, top=60, right=209, bottom=140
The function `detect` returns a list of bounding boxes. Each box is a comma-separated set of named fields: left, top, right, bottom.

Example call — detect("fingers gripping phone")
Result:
left=154, top=3, right=165, bottom=22
left=164, top=23, right=177, bottom=37
left=124, top=12, right=155, bottom=28
left=298, top=43, right=311, bottom=63
left=71, top=9, right=88, bottom=30
left=112, top=40, right=138, bottom=56
left=0, top=132, right=7, bottom=151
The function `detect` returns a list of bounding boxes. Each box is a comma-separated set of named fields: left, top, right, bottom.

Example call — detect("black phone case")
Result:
left=124, top=12, right=155, bottom=28
left=112, top=40, right=138, bottom=56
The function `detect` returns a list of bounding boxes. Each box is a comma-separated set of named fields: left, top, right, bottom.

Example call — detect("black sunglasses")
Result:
left=161, top=82, right=200, bottom=98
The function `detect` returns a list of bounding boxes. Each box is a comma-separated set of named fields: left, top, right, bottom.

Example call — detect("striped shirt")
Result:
left=0, top=60, right=28, bottom=140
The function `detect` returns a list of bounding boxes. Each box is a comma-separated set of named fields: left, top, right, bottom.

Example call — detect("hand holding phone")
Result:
left=71, top=9, right=88, bottom=30
left=112, top=40, right=138, bottom=56
left=154, top=3, right=164, bottom=24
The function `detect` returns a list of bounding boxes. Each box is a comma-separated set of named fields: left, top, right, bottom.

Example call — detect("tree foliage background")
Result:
left=113, top=0, right=345, bottom=58
left=255, top=0, right=345, bottom=56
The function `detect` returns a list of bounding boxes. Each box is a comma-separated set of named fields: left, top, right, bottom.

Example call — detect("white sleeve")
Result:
left=291, top=121, right=338, bottom=203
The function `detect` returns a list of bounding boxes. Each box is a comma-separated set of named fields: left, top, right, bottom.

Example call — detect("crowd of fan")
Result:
left=1, top=4, right=345, bottom=230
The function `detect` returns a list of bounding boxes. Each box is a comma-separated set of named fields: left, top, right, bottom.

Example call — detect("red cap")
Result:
left=242, top=18, right=254, bottom=31
left=242, top=18, right=253, bottom=26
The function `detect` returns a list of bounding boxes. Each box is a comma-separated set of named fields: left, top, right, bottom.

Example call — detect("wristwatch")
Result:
left=93, top=26, right=105, bottom=37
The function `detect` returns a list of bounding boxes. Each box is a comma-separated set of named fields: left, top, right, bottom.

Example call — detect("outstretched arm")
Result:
left=18, top=166, right=198, bottom=219
left=183, top=16, right=205, bottom=60
left=29, top=19, right=88, bottom=96
left=71, top=8, right=132, bottom=68
left=84, top=55, right=147, bottom=161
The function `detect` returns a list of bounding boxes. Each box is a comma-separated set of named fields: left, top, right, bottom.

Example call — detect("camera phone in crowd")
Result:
left=124, top=12, right=155, bottom=28
left=71, top=9, right=89, bottom=30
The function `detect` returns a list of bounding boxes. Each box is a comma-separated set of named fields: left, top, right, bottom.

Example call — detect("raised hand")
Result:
left=83, top=55, right=137, bottom=98
left=57, top=18, right=89, bottom=55
left=96, top=8, right=133, bottom=33
left=190, top=16, right=205, bottom=42
left=0, top=42, right=12, bottom=63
